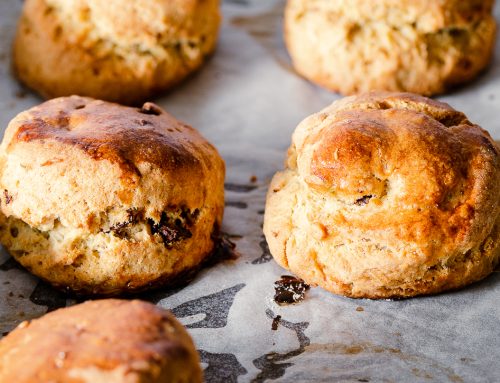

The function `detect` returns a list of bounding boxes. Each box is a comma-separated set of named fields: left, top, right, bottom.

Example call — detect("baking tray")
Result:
left=0, top=0, right=499, bottom=382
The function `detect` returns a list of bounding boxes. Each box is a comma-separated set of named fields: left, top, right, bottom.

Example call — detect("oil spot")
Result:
left=412, top=368, right=433, bottom=380
left=300, top=342, right=464, bottom=382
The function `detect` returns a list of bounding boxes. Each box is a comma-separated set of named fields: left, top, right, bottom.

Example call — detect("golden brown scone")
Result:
left=0, top=299, right=202, bottom=383
left=264, top=92, right=500, bottom=299
left=285, top=0, right=497, bottom=96
left=13, top=0, right=220, bottom=105
left=0, top=96, right=225, bottom=295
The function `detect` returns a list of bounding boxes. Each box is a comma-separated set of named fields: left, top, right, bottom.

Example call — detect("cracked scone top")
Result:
left=0, top=96, right=225, bottom=295
left=13, top=0, right=220, bottom=104
left=285, top=0, right=497, bottom=95
left=0, top=300, right=203, bottom=383
left=264, top=92, right=500, bottom=298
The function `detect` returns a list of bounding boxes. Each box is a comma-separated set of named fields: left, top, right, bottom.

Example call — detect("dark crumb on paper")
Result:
left=15, top=89, right=28, bottom=99
left=271, top=314, right=281, bottom=330
left=356, top=306, right=364, bottom=312
left=250, top=175, right=258, bottom=183
left=358, top=379, right=370, bottom=382
left=206, top=232, right=240, bottom=266
left=274, top=275, right=310, bottom=306
left=460, top=357, right=474, bottom=363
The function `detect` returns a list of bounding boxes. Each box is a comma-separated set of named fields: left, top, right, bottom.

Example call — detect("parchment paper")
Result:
left=0, top=1, right=499, bottom=382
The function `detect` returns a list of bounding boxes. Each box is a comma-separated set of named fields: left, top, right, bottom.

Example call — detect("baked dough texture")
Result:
left=264, top=92, right=500, bottom=298
left=13, top=0, right=221, bottom=105
left=0, top=299, right=202, bottom=383
left=0, top=96, right=225, bottom=295
left=285, top=0, right=497, bottom=96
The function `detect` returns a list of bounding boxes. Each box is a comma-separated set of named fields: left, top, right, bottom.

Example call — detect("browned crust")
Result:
left=264, top=92, right=500, bottom=299
left=306, top=92, right=498, bottom=249
left=7, top=97, right=211, bottom=179
left=339, top=220, right=500, bottom=299
left=284, top=0, right=497, bottom=96
left=13, top=0, right=220, bottom=105
left=0, top=96, right=225, bottom=295
left=0, top=300, right=203, bottom=382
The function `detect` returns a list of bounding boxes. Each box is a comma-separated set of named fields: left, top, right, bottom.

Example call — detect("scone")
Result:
left=0, top=96, right=225, bottom=295
left=285, top=0, right=497, bottom=96
left=264, top=92, right=500, bottom=299
left=0, top=299, right=202, bottom=383
left=13, top=0, right=220, bottom=105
